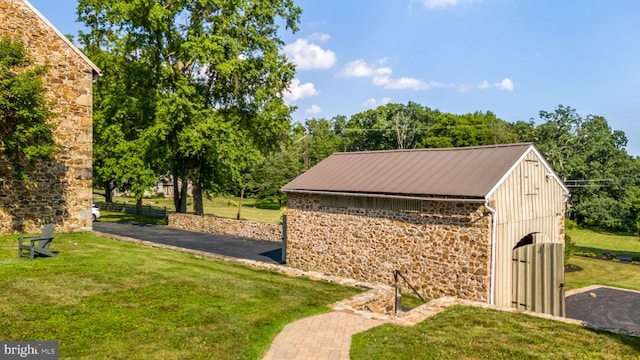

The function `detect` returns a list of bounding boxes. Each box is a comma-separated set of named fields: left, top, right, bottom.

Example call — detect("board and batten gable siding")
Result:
left=487, top=148, right=568, bottom=308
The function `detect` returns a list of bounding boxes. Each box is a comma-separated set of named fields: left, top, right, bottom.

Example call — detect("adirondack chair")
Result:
left=18, top=223, right=56, bottom=260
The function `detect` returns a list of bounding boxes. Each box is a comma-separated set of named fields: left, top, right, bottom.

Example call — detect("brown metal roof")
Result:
left=283, top=143, right=535, bottom=198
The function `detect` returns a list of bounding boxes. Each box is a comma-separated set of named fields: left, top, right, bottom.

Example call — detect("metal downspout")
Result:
left=485, top=201, right=497, bottom=305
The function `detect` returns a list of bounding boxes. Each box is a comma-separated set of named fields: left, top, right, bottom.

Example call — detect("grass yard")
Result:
left=563, top=227, right=640, bottom=292
left=98, top=211, right=169, bottom=225
left=0, top=232, right=361, bottom=359
left=565, top=256, right=640, bottom=292
left=351, top=306, right=640, bottom=359
left=569, top=228, right=640, bottom=259
left=94, top=194, right=284, bottom=224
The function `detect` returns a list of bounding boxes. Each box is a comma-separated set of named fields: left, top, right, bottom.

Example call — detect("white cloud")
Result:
left=342, top=59, right=433, bottom=91
left=373, top=75, right=445, bottom=90
left=456, top=84, right=472, bottom=92
left=421, top=0, right=476, bottom=10
left=283, top=39, right=336, bottom=70
left=306, top=104, right=322, bottom=114
left=377, top=76, right=429, bottom=90
left=309, top=32, right=330, bottom=42
left=284, top=79, right=319, bottom=103
left=341, top=59, right=392, bottom=78
left=478, top=80, right=491, bottom=90
left=495, top=78, right=514, bottom=91
left=362, top=97, right=392, bottom=108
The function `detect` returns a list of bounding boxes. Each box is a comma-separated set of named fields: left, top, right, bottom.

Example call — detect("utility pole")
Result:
left=304, top=131, right=309, bottom=171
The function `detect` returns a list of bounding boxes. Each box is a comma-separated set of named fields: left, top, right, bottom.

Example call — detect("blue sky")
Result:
left=29, top=0, right=640, bottom=155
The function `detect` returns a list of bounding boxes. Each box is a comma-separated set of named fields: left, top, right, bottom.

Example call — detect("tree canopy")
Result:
left=77, top=1, right=639, bottom=232
left=248, top=103, right=639, bottom=232
left=526, top=106, right=639, bottom=230
left=79, top=0, right=301, bottom=213
left=0, top=36, right=55, bottom=181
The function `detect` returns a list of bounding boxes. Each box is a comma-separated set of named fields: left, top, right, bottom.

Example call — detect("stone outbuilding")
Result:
left=0, top=0, right=100, bottom=233
left=283, top=143, right=569, bottom=315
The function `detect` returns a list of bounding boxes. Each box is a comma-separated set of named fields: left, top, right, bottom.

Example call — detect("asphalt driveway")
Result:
left=93, top=221, right=283, bottom=264
left=566, top=286, right=640, bottom=335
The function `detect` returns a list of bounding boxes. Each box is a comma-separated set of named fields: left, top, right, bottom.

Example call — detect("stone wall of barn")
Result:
left=0, top=0, right=94, bottom=233
left=169, top=213, right=282, bottom=242
left=286, top=193, right=493, bottom=302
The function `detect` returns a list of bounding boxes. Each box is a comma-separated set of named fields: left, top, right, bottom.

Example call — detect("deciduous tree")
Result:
left=78, top=0, right=301, bottom=214
left=0, top=37, right=55, bottom=181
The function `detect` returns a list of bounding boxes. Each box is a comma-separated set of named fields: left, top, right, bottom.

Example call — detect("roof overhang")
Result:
left=22, top=0, right=102, bottom=76
left=283, top=189, right=487, bottom=203
left=484, top=144, right=570, bottom=199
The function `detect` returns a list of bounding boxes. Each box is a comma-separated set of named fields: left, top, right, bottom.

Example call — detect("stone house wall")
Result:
left=0, top=0, right=95, bottom=233
left=169, top=213, right=282, bottom=242
left=286, top=193, right=492, bottom=302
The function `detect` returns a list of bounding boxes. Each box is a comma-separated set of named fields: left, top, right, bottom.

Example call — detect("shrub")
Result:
left=564, top=234, right=576, bottom=262
left=565, top=218, right=578, bottom=231
left=255, top=200, right=281, bottom=210
left=574, top=251, right=598, bottom=258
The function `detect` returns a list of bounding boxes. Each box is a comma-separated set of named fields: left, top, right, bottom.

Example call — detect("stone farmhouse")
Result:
left=283, top=143, right=569, bottom=316
left=0, top=0, right=100, bottom=233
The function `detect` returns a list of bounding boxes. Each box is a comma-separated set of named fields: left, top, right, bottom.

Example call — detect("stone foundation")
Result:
left=169, top=213, right=282, bottom=242
left=0, top=0, right=95, bottom=234
left=286, top=193, right=492, bottom=302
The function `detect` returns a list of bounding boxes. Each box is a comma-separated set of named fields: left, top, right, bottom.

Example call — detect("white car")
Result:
left=91, top=204, right=101, bottom=221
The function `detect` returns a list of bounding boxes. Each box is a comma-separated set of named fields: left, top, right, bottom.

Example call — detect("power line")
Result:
left=339, top=123, right=509, bottom=132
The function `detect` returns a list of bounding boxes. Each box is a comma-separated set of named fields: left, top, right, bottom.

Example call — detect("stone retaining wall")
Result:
left=0, top=0, right=95, bottom=234
left=169, top=213, right=282, bottom=242
left=286, top=193, right=492, bottom=302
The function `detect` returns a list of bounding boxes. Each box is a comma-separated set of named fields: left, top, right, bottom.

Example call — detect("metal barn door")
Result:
left=512, top=243, right=565, bottom=317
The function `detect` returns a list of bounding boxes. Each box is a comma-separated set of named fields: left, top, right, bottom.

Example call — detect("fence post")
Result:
left=394, top=270, right=399, bottom=316
left=281, top=214, right=287, bottom=264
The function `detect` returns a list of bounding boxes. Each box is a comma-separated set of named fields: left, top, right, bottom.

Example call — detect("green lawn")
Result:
left=564, top=227, right=640, bottom=292
left=0, top=232, right=361, bottom=359
left=5, top=225, right=639, bottom=359
left=565, top=256, right=640, bottom=292
left=94, top=194, right=284, bottom=224
left=569, top=228, right=640, bottom=259
left=351, top=306, right=640, bottom=360
left=98, top=211, right=169, bottom=225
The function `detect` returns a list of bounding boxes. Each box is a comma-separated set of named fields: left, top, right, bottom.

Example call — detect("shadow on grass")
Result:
left=585, top=321, right=640, bottom=354
left=98, top=212, right=168, bottom=225
left=575, top=246, right=640, bottom=260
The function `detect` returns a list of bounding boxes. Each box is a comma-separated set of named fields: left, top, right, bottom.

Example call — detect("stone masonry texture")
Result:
left=169, top=213, right=283, bottom=242
left=286, top=193, right=492, bottom=302
left=0, top=0, right=95, bottom=233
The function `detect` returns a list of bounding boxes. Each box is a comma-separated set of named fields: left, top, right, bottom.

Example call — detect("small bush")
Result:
left=564, top=234, right=576, bottom=262
left=574, top=251, right=598, bottom=258
left=255, top=200, right=281, bottom=210
left=565, top=218, right=578, bottom=231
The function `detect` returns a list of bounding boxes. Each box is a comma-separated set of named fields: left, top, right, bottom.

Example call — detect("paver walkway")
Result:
left=262, top=312, right=385, bottom=360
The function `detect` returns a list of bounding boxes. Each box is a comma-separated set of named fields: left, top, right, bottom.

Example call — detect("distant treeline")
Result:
left=248, top=103, right=640, bottom=233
